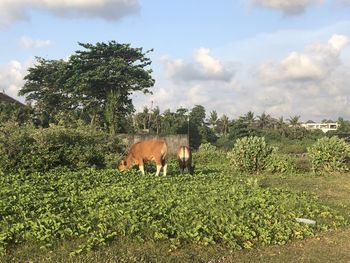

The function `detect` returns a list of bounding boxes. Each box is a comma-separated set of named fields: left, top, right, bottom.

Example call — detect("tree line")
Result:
left=1, top=40, right=350, bottom=149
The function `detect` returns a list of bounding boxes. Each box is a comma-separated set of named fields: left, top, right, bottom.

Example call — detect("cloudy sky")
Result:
left=1, top=0, right=350, bottom=121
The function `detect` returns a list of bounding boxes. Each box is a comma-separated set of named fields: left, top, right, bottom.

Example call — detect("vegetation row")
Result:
left=0, top=168, right=346, bottom=255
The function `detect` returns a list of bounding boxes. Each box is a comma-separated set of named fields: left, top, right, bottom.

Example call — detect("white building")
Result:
left=301, top=122, right=338, bottom=133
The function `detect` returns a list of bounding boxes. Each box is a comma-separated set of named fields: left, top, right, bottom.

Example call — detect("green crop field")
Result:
left=1, top=156, right=350, bottom=262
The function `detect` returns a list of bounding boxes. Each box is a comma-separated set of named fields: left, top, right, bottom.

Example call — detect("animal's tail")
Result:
left=182, top=146, right=186, bottom=163
left=161, top=141, right=168, bottom=166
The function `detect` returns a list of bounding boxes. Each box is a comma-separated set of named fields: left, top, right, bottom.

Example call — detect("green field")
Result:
left=1, top=158, right=350, bottom=262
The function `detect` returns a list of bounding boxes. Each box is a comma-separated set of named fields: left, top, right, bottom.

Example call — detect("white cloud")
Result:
left=0, top=0, right=140, bottom=28
left=187, top=85, right=211, bottom=105
left=0, top=59, right=33, bottom=101
left=251, top=34, right=350, bottom=121
left=248, top=0, right=323, bottom=15
left=107, top=29, right=350, bottom=121
left=19, top=36, right=51, bottom=48
left=160, top=48, right=236, bottom=83
left=328, top=34, right=349, bottom=50
left=132, top=76, right=243, bottom=118
left=257, top=34, right=349, bottom=84
left=300, top=95, right=350, bottom=120
left=194, top=48, right=224, bottom=74
left=334, top=0, right=350, bottom=7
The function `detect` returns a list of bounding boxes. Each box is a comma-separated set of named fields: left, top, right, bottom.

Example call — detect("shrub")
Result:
left=228, top=136, right=273, bottom=174
left=193, top=143, right=228, bottom=165
left=215, top=135, right=234, bottom=150
left=307, top=136, right=350, bottom=173
left=0, top=122, right=124, bottom=173
left=266, top=151, right=296, bottom=174
left=294, top=156, right=311, bottom=173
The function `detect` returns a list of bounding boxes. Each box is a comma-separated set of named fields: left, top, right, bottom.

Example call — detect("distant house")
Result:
left=301, top=121, right=338, bottom=133
left=0, top=92, right=24, bottom=107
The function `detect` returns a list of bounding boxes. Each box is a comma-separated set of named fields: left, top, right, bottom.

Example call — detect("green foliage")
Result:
left=294, top=156, right=311, bottom=173
left=193, top=143, right=228, bottom=164
left=0, top=169, right=345, bottom=255
left=266, top=151, right=296, bottom=174
left=228, top=136, right=273, bottom=174
left=336, top=117, right=350, bottom=133
left=228, top=120, right=260, bottom=143
left=0, top=102, right=33, bottom=124
left=0, top=122, right=124, bottom=173
left=268, top=137, right=313, bottom=155
left=215, top=135, right=234, bottom=150
left=189, top=105, right=207, bottom=149
left=104, top=90, right=119, bottom=135
left=19, top=41, right=154, bottom=130
left=307, top=137, right=350, bottom=173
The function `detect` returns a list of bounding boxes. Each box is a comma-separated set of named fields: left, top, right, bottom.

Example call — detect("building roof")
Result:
left=305, top=120, right=315, bottom=123
left=0, top=92, right=25, bottom=106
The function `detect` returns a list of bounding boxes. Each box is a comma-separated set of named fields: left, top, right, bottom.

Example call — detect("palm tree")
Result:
left=288, top=115, right=301, bottom=128
left=208, top=110, right=218, bottom=131
left=240, top=111, right=255, bottom=124
left=218, top=114, right=230, bottom=136
left=134, top=107, right=151, bottom=132
left=287, top=115, right=302, bottom=139
left=161, top=109, right=176, bottom=134
left=275, top=116, right=287, bottom=136
left=131, top=113, right=140, bottom=132
left=257, top=112, right=271, bottom=129
left=151, top=106, right=161, bottom=134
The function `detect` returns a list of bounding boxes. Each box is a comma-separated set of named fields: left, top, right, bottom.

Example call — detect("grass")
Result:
left=2, top=168, right=350, bottom=262
left=259, top=173, right=350, bottom=221
left=3, top=229, right=350, bottom=263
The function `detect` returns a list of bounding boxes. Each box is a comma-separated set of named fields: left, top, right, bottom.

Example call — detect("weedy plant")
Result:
left=307, top=136, right=350, bottom=173
left=193, top=143, right=229, bottom=164
left=0, top=122, right=124, bottom=174
left=228, top=136, right=274, bottom=174
left=0, top=168, right=346, bottom=256
left=265, top=151, right=296, bottom=174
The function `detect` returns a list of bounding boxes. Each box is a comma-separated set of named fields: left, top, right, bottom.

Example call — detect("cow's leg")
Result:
left=139, top=160, right=145, bottom=175
left=161, top=158, right=167, bottom=176
left=155, top=162, right=162, bottom=176
left=178, top=160, right=183, bottom=174
left=162, top=163, right=167, bottom=176
left=155, top=158, right=165, bottom=176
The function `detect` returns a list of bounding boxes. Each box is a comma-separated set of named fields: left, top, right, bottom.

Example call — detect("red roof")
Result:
left=0, top=92, right=25, bottom=106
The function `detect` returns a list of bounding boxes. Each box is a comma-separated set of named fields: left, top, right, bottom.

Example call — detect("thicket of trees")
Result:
left=18, top=41, right=154, bottom=134
left=1, top=40, right=350, bottom=150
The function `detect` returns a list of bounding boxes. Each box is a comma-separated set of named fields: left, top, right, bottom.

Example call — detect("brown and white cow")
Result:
left=118, top=139, right=168, bottom=176
left=177, top=145, right=194, bottom=175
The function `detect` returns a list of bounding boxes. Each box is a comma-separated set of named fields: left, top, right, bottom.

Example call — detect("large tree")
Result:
left=19, top=58, right=71, bottom=126
left=20, top=41, right=155, bottom=132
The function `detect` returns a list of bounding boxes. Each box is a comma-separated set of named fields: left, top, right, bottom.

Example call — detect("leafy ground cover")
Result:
left=1, top=163, right=348, bottom=262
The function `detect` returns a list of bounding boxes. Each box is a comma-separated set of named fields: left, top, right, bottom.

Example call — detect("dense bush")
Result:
left=0, top=122, right=124, bottom=173
left=193, top=143, right=229, bottom=164
left=0, top=102, right=33, bottom=124
left=266, top=151, right=296, bottom=174
left=294, top=156, right=311, bottom=173
left=228, top=136, right=273, bottom=174
left=307, top=136, right=350, bottom=173
left=215, top=135, right=234, bottom=150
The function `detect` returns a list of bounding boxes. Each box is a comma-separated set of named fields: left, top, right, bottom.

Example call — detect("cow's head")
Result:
left=118, top=160, right=128, bottom=171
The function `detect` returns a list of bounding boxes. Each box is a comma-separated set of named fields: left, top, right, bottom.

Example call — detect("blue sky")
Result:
left=1, top=0, right=350, bottom=121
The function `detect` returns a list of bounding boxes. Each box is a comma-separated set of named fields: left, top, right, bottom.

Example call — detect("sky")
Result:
left=1, top=0, right=350, bottom=122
